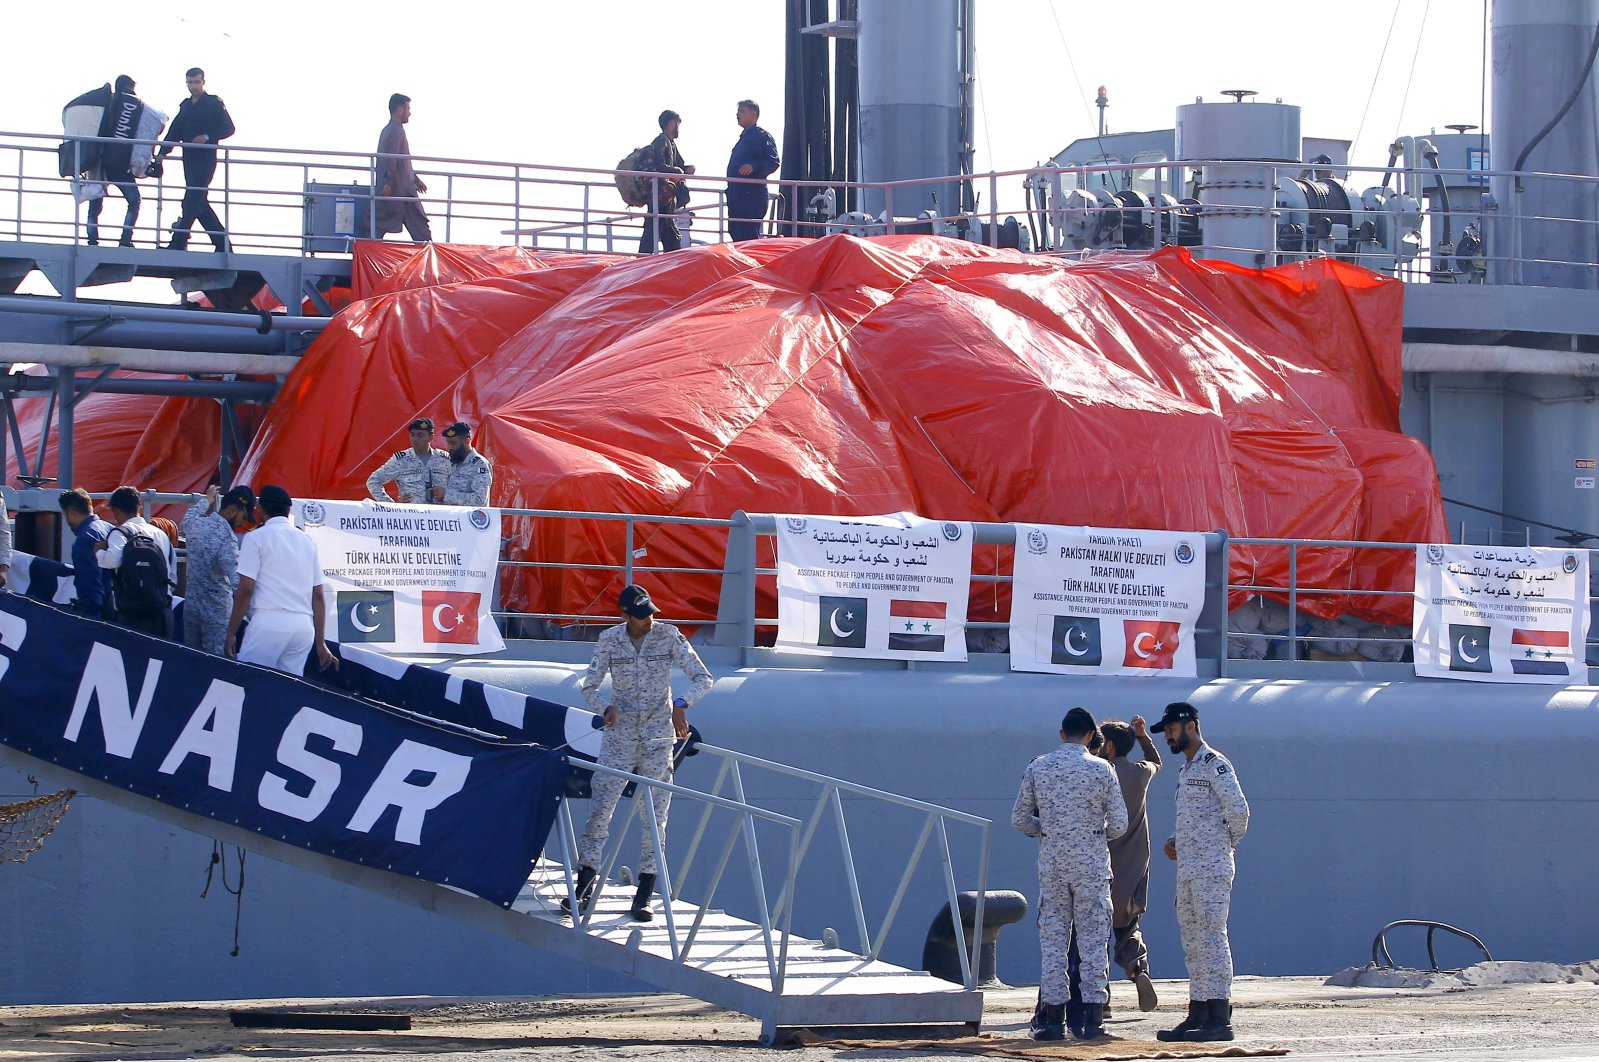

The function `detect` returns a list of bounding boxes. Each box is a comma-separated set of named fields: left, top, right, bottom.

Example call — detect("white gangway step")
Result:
left=513, top=860, right=983, bottom=1039
left=0, top=740, right=988, bottom=1044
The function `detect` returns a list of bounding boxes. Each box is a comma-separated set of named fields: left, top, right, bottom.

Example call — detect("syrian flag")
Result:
left=1510, top=627, right=1572, bottom=677
left=887, top=597, right=946, bottom=653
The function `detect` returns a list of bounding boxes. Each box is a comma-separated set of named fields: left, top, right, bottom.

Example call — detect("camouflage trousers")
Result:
left=578, top=719, right=674, bottom=875
left=1038, top=873, right=1112, bottom=1005
left=1176, top=873, right=1234, bottom=1000
left=181, top=594, right=232, bottom=656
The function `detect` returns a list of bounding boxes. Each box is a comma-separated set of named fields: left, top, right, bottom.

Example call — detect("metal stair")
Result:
left=0, top=734, right=988, bottom=1043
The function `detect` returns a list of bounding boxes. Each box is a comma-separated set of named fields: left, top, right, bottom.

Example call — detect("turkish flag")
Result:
left=1122, top=619, right=1180, bottom=669
left=422, top=590, right=481, bottom=645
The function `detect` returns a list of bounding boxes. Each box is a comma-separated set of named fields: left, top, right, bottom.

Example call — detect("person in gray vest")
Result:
left=179, top=484, right=254, bottom=654
left=367, top=417, right=449, bottom=504
left=1154, top=701, right=1250, bottom=1043
left=1013, top=707, right=1128, bottom=1041
left=1097, top=716, right=1163, bottom=1012
left=570, top=584, right=713, bottom=922
left=436, top=422, right=492, bottom=506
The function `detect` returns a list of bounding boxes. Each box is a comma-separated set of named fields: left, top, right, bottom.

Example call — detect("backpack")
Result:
left=110, top=526, right=170, bottom=617
left=615, top=144, right=657, bottom=207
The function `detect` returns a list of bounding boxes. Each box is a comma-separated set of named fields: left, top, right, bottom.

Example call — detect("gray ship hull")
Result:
left=5, top=643, right=1595, bottom=1003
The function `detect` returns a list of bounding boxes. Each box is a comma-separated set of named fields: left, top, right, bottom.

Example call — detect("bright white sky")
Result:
left=5, top=0, right=1489, bottom=181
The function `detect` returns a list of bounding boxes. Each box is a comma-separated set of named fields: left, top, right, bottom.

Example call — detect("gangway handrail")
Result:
left=541, top=742, right=991, bottom=995
left=671, top=743, right=992, bottom=991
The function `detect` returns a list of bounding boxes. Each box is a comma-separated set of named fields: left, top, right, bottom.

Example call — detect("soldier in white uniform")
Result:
left=436, top=421, right=493, bottom=506
left=571, top=584, right=713, bottom=921
left=1154, top=701, right=1250, bottom=1043
left=1013, top=707, right=1128, bottom=1041
left=367, top=418, right=449, bottom=504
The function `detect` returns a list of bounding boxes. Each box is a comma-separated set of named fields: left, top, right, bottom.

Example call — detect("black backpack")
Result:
left=110, top=526, right=170, bottom=617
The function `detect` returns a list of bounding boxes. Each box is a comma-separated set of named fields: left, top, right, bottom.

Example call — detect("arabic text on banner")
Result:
left=0, top=593, right=562, bottom=906
left=295, top=499, right=505, bottom=656
left=1009, top=524, right=1206, bottom=677
left=1412, top=543, right=1591, bottom=684
left=775, top=513, right=973, bottom=661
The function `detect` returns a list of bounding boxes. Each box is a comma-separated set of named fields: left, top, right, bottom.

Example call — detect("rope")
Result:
left=200, top=840, right=248, bottom=957
left=1351, top=0, right=1403, bottom=163
left=1392, top=0, right=1434, bottom=146
left=0, top=789, right=75, bottom=864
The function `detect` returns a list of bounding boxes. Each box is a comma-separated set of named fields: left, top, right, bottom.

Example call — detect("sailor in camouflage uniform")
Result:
left=179, top=484, right=254, bottom=654
left=1154, top=701, right=1250, bottom=1044
left=572, top=584, right=714, bottom=921
left=437, top=421, right=493, bottom=506
left=1013, top=707, right=1128, bottom=1041
left=366, top=417, right=449, bottom=504
left=0, top=502, right=11, bottom=590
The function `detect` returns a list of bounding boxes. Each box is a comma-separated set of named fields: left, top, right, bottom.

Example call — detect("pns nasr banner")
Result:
left=0, top=593, right=563, bottom=906
left=1009, top=524, right=1207, bottom=677
left=775, top=513, right=973, bottom=661
left=1413, top=543, right=1591, bottom=684
left=295, top=499, right=504, bottom=655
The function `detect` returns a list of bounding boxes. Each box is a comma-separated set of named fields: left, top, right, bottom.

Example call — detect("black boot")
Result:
left=1078, top=1003, right=1104, bottom=1040
left=630, top=871, right=657, bottom=922
left=559, top=864, right=598, bottom=915
left=1184, top=998, right=1234, bottom=1042
left=1028, top=1002, right=1065, bottom=1041
left=1065, top=999, right=1084, bottom=1039
left=1156, top=999, right=1205, bottom=1041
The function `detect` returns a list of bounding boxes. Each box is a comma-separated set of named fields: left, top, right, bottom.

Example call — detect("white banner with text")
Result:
left=1412, top=543, right=1590, bottom=684
left=1009, top=524, right=1206, bottom=677
left=775, top=513, right=973, bottom=661
left=295, top=498, right=504, bottom=655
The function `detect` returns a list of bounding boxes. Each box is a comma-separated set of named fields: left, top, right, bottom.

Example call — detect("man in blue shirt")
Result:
left=57, top=488, right=114, bottom=616
left=725, top=100, right=780, bottom=242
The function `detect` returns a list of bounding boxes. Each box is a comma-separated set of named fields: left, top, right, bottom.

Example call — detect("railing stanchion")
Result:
left=831, top=787, right=872, bottom=956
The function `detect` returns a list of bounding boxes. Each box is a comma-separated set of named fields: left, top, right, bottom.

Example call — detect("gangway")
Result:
left=0, top=598, right=988, bottom=1043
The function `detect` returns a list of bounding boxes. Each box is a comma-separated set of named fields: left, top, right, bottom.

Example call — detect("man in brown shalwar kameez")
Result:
left=375, top=93, right=432, bottom=242
left=1099, top=715, right=1163, bottom=1011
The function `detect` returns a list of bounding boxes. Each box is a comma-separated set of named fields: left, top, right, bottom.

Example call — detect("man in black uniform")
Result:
left=156, top=67, right=235, bottom=252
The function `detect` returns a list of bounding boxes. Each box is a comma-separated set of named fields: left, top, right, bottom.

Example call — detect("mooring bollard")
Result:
left=922, top=889, right=1029, bottom=987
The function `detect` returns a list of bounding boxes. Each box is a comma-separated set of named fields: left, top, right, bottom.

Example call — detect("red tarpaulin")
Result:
left=3, top=369, right=260, bottom=522
left=224, top=236, right=1442, bottom=627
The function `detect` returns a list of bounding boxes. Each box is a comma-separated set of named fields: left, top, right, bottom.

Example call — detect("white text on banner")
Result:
left=295, top=499, right=505, bottom=656
left=1412, top=543, right=1590, bottom=684
left=775, top=513, right=972, bottom=661
left=1009, top=524, right=1206, bottom=677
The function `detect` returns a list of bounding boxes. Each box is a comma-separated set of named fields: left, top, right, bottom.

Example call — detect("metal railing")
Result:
left=5, top=129, right=1599, bottom=284
left=4, top=487, right=1595, bottom=671
left=543, top=742, right=991, bottom=994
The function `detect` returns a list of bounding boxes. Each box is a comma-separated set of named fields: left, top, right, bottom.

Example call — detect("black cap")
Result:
left=659, top=109, right=681, bottom=129
left=1061, top=706, right=1097, bottom=738
left=257, top=484, right=292, bottom=510
left=1152, top=701, right=1199, bottom=733
left=408, top=417, right=434, bottom=432
left=441, top=421, right=472, bottom=439
left=619, top=584, right=659, bottom=619
left=219, top=485, right=256, bottom=511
